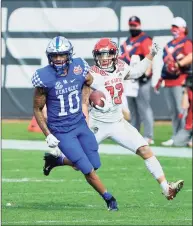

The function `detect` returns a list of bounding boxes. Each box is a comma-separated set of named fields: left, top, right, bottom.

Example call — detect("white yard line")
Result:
left=2, top=177, right=147, bottom=183
left=3, top=191, right=94, bottom=195
left=2, top=178, right=66, bottom=183
left=2, top=178, right=85, bottom=183
left=2, top=139, right=192, bottom=158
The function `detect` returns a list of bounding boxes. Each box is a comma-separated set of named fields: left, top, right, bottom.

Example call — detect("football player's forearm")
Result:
left=82, top=85, right=90, bottom=125
left=34, top=109, right=50, bottom=136
left=145, top=53, right=154, bottom=61
left=33, top=87, right=50, bottom=136
left=125, top=58, right=152, bottom=80
left=42, top=105, right=47, bottom=120
left=82, top=104, right=89, bottom=125
left=145, top=63, right=152, bottom=76
left=178, top=53, right=192, bottom=67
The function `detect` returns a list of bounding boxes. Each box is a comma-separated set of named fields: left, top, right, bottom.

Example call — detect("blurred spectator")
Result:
left=119, top=16, right=154, bottom=145
left=173, top=73, right=192, bottom=147
left=155, top=17, right=193, bottom=146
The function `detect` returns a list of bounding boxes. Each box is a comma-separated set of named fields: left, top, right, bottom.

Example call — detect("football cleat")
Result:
left=163, top=180, right=184, bottom=200
left=105, top=196, right=118, bottom=211
left=43, top=152, right=58, bottom=176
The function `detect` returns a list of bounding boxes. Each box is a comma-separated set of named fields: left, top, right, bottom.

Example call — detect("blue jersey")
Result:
left=31, top=57, right=90, bottom=133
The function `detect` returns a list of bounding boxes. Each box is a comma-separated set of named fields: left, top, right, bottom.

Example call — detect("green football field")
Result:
left=2, top=121, right=192, bottom=225
left=2, top=151, right=192, bottom=225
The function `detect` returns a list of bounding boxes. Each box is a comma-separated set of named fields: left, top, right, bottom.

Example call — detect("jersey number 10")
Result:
left=57, top=90, right=80, bottom=116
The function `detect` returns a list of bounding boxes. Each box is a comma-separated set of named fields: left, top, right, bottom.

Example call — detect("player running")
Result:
left=32, top=36, right=118, bottom=211
left=43, top=38, right=184, bottom=201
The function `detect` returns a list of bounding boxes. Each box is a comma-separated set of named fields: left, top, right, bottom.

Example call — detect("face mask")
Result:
left=129, top=29, right=142, bottom=37
left=171, top=27, right=185, bottom=39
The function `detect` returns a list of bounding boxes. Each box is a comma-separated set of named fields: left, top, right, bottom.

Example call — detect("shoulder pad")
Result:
left=31, top=65, right=55, bottom=88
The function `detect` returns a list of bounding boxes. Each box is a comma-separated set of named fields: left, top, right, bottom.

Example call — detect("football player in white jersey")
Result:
left=44, top=38, right=184, bottom=201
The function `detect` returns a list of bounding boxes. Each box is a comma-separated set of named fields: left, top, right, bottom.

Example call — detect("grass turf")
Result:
left=2, top=150, right=192, bottom=225
left=2, top=121, right=173, bottom=146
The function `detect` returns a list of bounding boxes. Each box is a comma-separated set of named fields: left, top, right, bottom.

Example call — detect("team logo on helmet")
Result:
left=73, top=65, right=83, bottom=75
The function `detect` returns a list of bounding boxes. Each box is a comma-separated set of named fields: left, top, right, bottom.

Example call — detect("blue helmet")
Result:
left=46, top=36, right=73, bottom=75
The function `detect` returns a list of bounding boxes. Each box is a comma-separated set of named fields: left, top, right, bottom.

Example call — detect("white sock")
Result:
left=160, top=180, right=169, bottom=193
left=144, top=156, right=165, bottom=180
left=145, top=156, right=170, bottom=193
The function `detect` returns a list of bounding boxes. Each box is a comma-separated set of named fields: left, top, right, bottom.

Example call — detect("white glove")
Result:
left=45, top=134, right=60, bottom=148
left=49, top=146, right=61, bottom=157
left=95, top=97, right=113, bottom=113
left=150, top=43, right=160, bottom=57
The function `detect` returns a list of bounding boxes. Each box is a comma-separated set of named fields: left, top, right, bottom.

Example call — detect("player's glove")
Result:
left=150, top=43, right=160, bottom=57
left=95, top=97, right=113, bottom=113
left=49, top=146, right=61, bottom=157
left=45, top=134, right=60, bottom=148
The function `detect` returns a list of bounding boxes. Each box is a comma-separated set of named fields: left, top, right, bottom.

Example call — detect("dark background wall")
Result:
left=1, top=0, right=192, bottom=119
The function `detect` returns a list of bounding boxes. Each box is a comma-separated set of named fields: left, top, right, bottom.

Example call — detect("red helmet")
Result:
left=92, top=38, right=118, bottom=72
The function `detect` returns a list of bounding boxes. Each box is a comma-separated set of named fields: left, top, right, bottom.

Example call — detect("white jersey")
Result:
left=89, top=59, right=130, bottom=122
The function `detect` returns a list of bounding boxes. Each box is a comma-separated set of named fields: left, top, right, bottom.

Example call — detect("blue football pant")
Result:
left=53, top=121, right=100, bottom=174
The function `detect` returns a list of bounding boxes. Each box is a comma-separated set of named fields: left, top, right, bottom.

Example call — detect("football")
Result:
left=89, top=90, right=106, bottom=108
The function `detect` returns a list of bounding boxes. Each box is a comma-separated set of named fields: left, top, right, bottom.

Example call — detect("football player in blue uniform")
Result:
left=32, top=36, right=118, bottom=211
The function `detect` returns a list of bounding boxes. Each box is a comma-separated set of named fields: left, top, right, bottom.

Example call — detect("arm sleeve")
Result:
left=124, top=57, right=152, bottom=80
left=184, top=40, right=193, bottom=55
left=31, top=71, right=47, bottom=88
